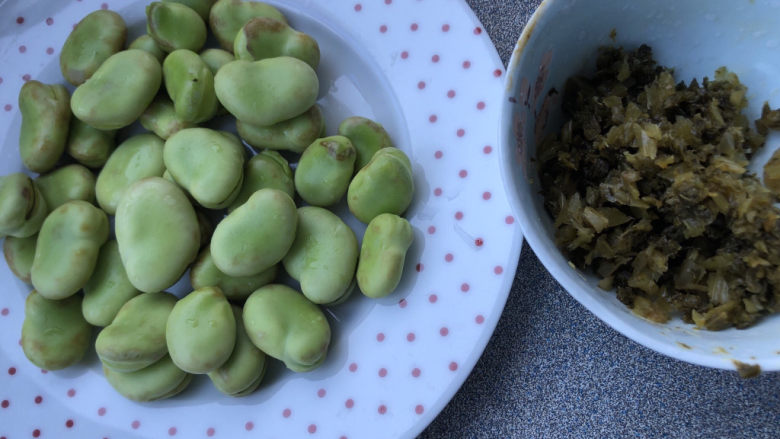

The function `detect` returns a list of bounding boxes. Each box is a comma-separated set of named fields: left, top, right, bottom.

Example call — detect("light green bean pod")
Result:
left=82, top=240, right=141, bottom=327
left=95, top=133, right=165, bottom=215
left=31, top=200, right=109, bottom=300
left=163, top=0, right=217, bottom=21
left=115, top=177, right=200, bottom=293
left=60, top=10, right=127, bottom=86
left=22, top=291, right=91, bottom=370
left=166, top=286, right=236, bottom=374
left=103, top=354, right=191, bottom=401
left=18, top=81, right=71, bottom=173
left=227, top=150, right=293, bottom=212
left=139, top=97, right=196, bottom=140
left=347, top=147, right=414, bottom=223
left=294, top=135, right=356, bottom=207
left=35, top=164, right=96, bottom=211
left=200, top=48, right=234, bottom=74
left=127, top=34, right=166, bottom=62
left=2, top=234, right=37, bottom=283
left=190, top=247, right=277, bottom=301
left=356, top=214, right=413, bottom=298
left=147, top=1, right=207, bottom=52
left=71, top=49, right=162, bottom=130
left=243, top=284, right=330, bottom=372
left=96, top=292, right=177, bottom=372
left=0, top=173, right=48, bottom=238
left=66, top=118, right=116, bottom=168
left=163, top=49, right=219, bottom=123
left=234, top=17, right=319, bottom=69
left=210, top=188, right=297, bottom=277
left=209, top=0, right=287, bottom=50
left=208, top=305, right=267, bottom=396
left=214, top=57, right=318, bottom=126
left=236, top=105, right=324, bottom=153
left=163, top=128, right=245, bottom=209
left=338, top=116, right=394, bottom=171
left=282, top=206, right=358, bottom=305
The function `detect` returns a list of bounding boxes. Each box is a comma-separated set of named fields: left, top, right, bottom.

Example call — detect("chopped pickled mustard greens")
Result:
left=539, top=44, right=780, bottom=330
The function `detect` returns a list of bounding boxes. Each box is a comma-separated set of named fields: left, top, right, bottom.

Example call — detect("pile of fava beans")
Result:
left=0, top=0, right=415, bottom=402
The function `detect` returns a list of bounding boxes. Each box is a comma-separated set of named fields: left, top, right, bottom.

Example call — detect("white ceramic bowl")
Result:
left=500, top=0, right=780, bottom=372
left=0, top=1, right=521, bottom=437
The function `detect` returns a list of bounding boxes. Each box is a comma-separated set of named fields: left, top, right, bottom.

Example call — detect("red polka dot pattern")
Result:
left=0, top=1, right=519, bottom=438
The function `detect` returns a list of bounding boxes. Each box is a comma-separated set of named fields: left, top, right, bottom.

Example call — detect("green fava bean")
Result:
left=200, top=48, right=234, bottom=74
left=208, top=305, right=267, bottom=396
left=357, top=214, right=413, bottom=298
left=295, top=136, right=356, bottom=207
left=164, top=128, right=245, bottom=209
left=96, top=292, right=177, bottom=372
left=163, top=49, right=219, bottom=123
left=96, top=133, right=165, bottom=215
left=211, top=188, right=297, bottom=277
left=339, top=116, right=394, bottom=171
left=283, top=206, right=358, bottom=305
left=22, top=291, right=91, bottom=370
left=36, top=164, right=96, bottom=211
left=243, top=284, right=330, bottom=372
left=0, top=173, right=48, bottom=238
left=209, top=0, right=287, bottom=51
left=139, top=97, right=196, bottom=140
left=166, top=286, right=236, bottom=374
left=115, top=177, right=200, bottom=293
left=67, top=118, right=116, bottom=168
left=214, top=57, right=319, bottom=126
left=18, top=81, right=71, bottom=173
left=128, top=34, right=166, bottom=62
left=31, top=200, right=109, bottom=300
left=82, top=240, right=141, bottom=327
left=228, top=150, right=293, bottom=212
left=104, top=354, right=192, bottom=401
left=60, top=10, right=127, bottom=86
left=3, top=234, right=37, bottom=283
left=237, top=105, right=324, bottom=153
left=234, top=17, right=319, bottom=69
left=191, top=247, right=276, bottom=300
left=163, top=0, right=217, bottom=21
left=147, top=2, right=207, bottom=53
left=71, top=49, right=162, bottom=130
left=347, top=147, right=415, bottom=224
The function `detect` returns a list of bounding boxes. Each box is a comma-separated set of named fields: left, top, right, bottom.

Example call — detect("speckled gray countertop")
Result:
left=419, top=1, right=780, bottom=437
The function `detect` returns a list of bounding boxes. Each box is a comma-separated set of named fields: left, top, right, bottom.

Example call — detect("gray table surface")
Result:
left=419, top=1, right=780, bottom=438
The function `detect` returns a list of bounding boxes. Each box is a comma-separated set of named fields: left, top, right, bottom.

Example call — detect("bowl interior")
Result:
left=501, top=0, right=780, bottom=371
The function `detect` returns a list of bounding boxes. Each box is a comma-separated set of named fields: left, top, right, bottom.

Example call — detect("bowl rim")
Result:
left=497, top=0, right=779, bottom=373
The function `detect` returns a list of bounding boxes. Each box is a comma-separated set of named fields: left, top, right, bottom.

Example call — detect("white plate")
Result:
left=0, top=1, right=523, bottom=437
